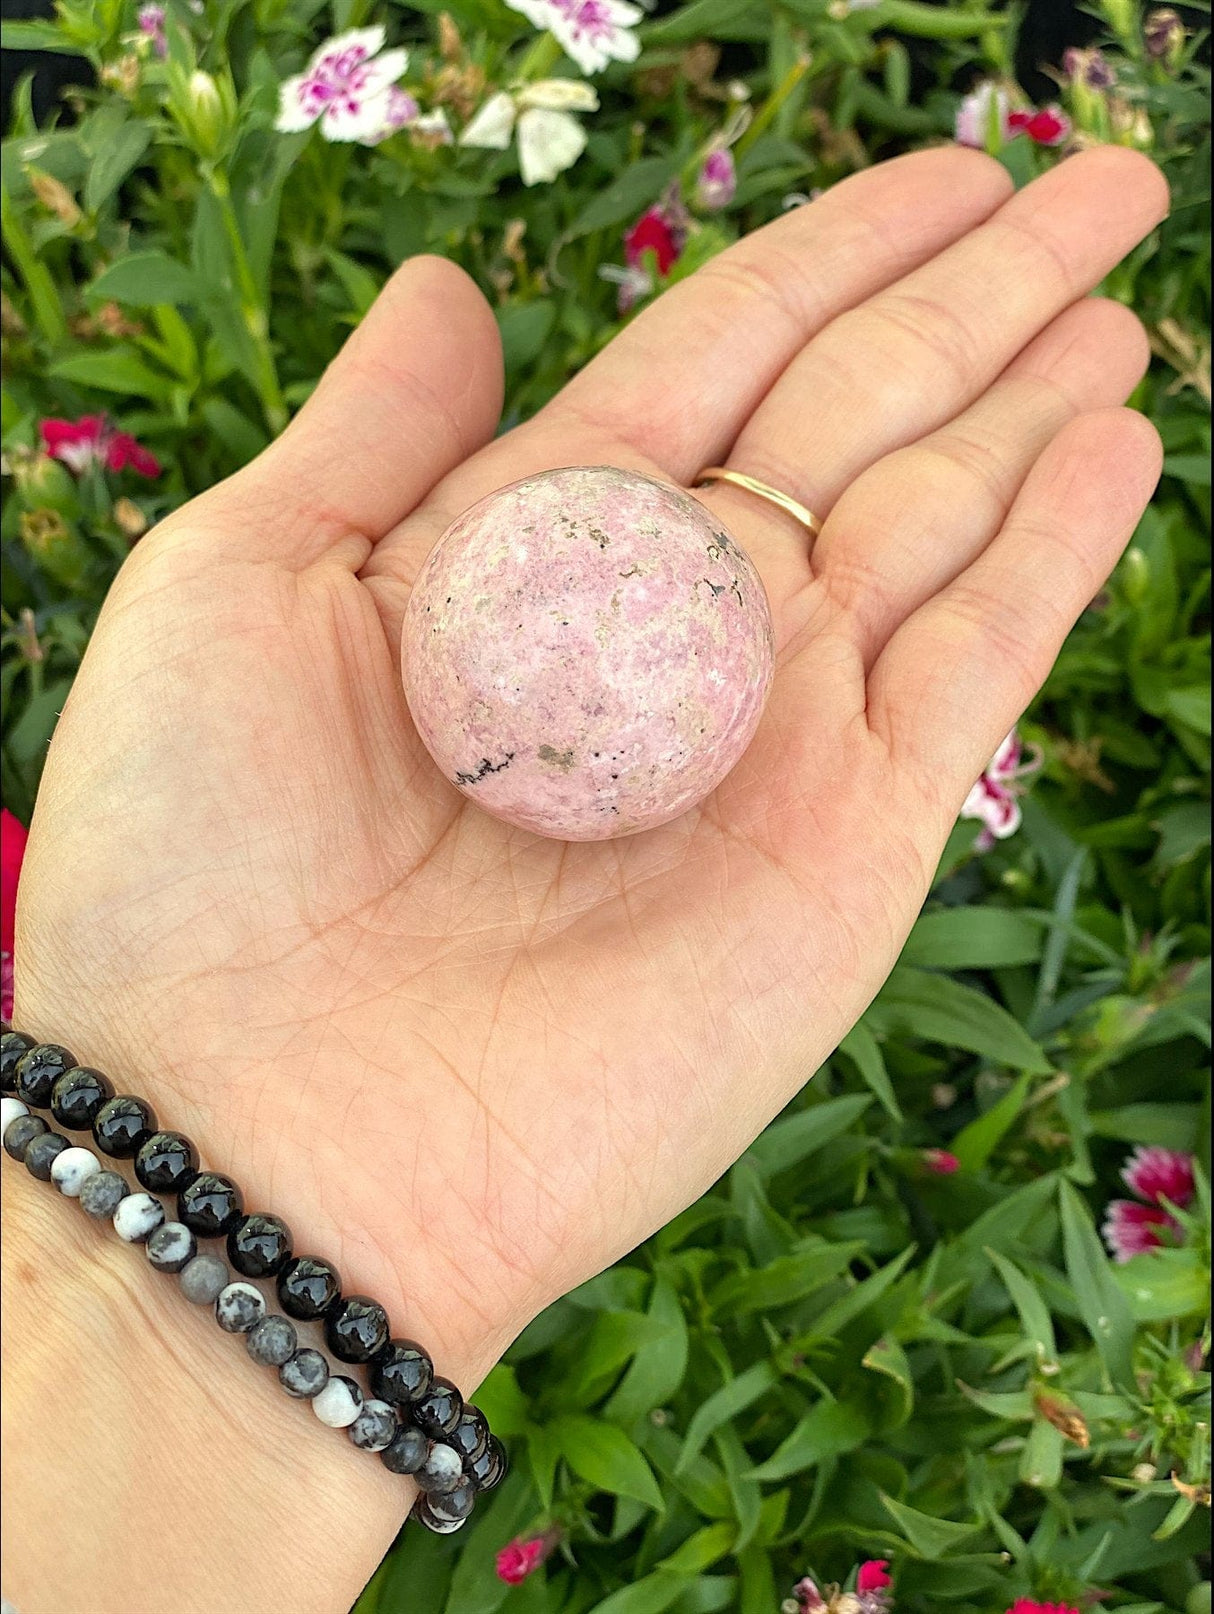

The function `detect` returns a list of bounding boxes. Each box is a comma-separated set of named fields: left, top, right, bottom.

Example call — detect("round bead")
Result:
left=50, top=1066, right=114, bottom=1131
left=449, top=1405, right=489, bottom=1466
left=312, top=1375, right=364, bottom=1429
left=227, top=1211, right=293, bottom=1278
left=3, top=1113, right=47, bottom=1162
left=180, top=1253, right=229, bottom=1305
left=247, top=1314, right=298, bottom=1368
left=214, top=1281, right=267, bottom=1334
left=50, top=1145, right=101, bottom=1198
left=93, top=1094, right=157, bottom=1158
left=401, top=466, right=775, bottom=841
left=467, top=1436, right=508, bottom=1492
left=426, top=1479, right=477, bottom=1523
left=277, top=1255, right=342, bottom=1321
left=380, top=1425, right=428, bottom=1476
left=79, top=1169, right=129, bottom=1220
left=416, top=1440, right=464, bottom=1494
left=113, top=1190, right=166, bottom=1243
left=16, top=1044, right=77, bottom=1108
left=1, top=1095, right=30, bottom=1135
left=412, top=1377, right=463, bottom=1438
left=348, top=1399, right=397, bottom=1453
left=178, top=1171, right=243, bottom=1237
left=134, top=1131, right=199, bottom=1194
left=146, top=1221, right=197, bottom=1273
left=1, top=1030, right=35, bottom=1091
left=24, top=1130, right=68, bottom=1181
left=279, top=1348, right=329, bottom=1400
left=413, top=1495, right=469, bottom=1534
left=369, top=1339, right=432, bottom=1406
left=324, top=1294, right=389, bottom=1363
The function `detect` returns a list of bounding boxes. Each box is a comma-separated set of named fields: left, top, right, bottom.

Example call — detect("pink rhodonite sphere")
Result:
left=401, top=466, right=774, bottom=841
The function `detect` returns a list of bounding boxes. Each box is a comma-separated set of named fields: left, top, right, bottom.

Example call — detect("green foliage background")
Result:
left=1, top=2, right=1210, bottom=1610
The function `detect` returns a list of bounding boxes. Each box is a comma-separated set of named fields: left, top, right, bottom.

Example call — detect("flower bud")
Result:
left=19, top=509, right=90, bottom=590
left=695, top=147, right=736, bottom=211
left=1145, top=7, right=1185, bottom=66
left=1122, top=545, right=1150, bottom=604
left=1034, top=1387, right=1090, bottom=1448
left=169, top=67, right=238, bottom=161
left=10, top=448, right=77, bottom=514
left=26, top=167, right=81, bottom=227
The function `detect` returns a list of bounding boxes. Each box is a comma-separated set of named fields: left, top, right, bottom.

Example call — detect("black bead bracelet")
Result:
left=1, top=1027, right=506, bottom=1532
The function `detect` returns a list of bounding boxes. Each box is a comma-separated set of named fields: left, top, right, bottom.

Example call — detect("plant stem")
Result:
left=514, top=30, right=562, bottom=83
left=735, top=54, right=811, bottom=160
left=1, top=180, right=68, bottom=346
left=208, top=166, right=288, bottom=435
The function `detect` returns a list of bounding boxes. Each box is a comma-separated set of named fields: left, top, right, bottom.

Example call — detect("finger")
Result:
left=548, top=146, right=1012, bottom=478
left=703, top=147, right=1168, bottom=531
left=812, top=296, right=1150, bottom=663
left=871, top=406, right=1162, bottom=798
left=192, top=256, right=504, bottom=567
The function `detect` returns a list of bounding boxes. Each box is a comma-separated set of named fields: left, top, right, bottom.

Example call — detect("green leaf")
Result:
left=0, top=20, right=82, bottom=51
left=1113, top=1248, right=1211, bottom=1322
left=565, top=156, right=683, bottom=242
left=553, top=1415, right=664, bottom=1510
left=746, top=1094, right=872, bottom=1180
left=986, top=1248, right=1057, bottom=1363
left=1020, top=1417, right=1064, bottom=1489
left=712, top=1240, right=863, bottom=1316
left=656, top=1523, right=735, bottom=1575
left=861, top=1335, right=914, bottom=1428
left=1089, top=1103, right=1201, bottom=1150
left=585, top=1576, right=692, bottom=1614
left=878, top=1493, right=982, bottom=1559
left=1058, top=1181, right=1137, bottom=1389
left=49, top=348, right=172, bottom=401
left=1164, top=686, right=1212, bottom=735
left=606, top=1276, right=690, bottom=1426
left=497, top=300, right=557, bottom=378
left=949, top=1072, right=1034, bottom=1173
left=799, top=1246, right=917, bottom=1343
left=838, top=1022, right=902, bottom=1122
left=675, top=1362, right=777, bottom=1474
left=748, top=1397, right=870, bottom=1480
left=868, top=966, right=1052, bottom=1072
left=902, top=907, right=1043, bottom=970
left=83, top=121, right=150, bottom=213
left=89, top=251, right=198, bottom=307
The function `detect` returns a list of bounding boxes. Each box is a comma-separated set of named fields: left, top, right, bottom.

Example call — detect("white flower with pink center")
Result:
left=506, top=0, right=642, bottom=76
left=960, top=729, right=1043, bottom=850
left=275, top=26, right=410, bottom=144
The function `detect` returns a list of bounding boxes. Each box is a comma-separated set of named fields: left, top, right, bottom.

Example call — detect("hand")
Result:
left=12, top=142, right=1163, bottom=1565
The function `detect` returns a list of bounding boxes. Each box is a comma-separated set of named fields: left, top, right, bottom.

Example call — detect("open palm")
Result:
left=16, top=145, right=1166, bottom=1397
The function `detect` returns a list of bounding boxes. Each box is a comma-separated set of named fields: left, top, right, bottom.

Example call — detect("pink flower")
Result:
left=961, top=729, right=1042, bottom=851
left=1006, top=1603, right=1081, bottom=1614
left=696, top=147, right=736, bottom=210
left=363, top=85, right=419, bottom=145
left=1121, top=1145, right=1195, bottom=1209
left=1063, top=46, right=1116, bottom=89
left=507, top=0, right=642, bottom=76
left=792, top=1577, right=826, bottom=1612
left=137, top=3, right=167, bottom=56
left=496, top=1529, right=560, bottom=1585
left=1102, top=1199, right=1181, bottom=1262
left=923, top=1149, right=961, bottom=1175
left=40, top=415, right=160, bottom=478
left=625, top=206, right=682, bottom=276
left=955, top=82, right=1009, bottom=148
left=275, top=26, right=410, bottom=144
left=1, top=809, right=28, bottom=1023
left=1007, top=105, right=1071, bottom=145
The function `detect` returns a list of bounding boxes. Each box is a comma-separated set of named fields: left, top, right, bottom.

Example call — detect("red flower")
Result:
left=40, top=415, right=160, bottom=478
left=1102, top=1199, right=1180, bottom=1263
left=1006, top=1602, right=1081, bottom=1614
left=857, top=1561, right=892, bottom=1593
left=1, top=809, right=28, bottom=1023
left=1006, top=105, right=1071, bottom=145
left=1121, top=1145, right=1195, bottom=1209
left=496, top=1530, right=560, bottom=1585
left=923, top=1149, right=961, bottom=1175
left=624, top=207, right=682, bottom=276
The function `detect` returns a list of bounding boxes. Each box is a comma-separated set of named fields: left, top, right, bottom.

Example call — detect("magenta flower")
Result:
left=696, top=146, right=737, bottom=210
left=1006, top=1603, right=1081, bottom=1614
left=923, top=1149, right=961, bottom=1175
left=1063, top=46, right=1116, bottom=89
left=857, top=1559, right=893, bottom=1609
left=1103, top=1200, right=1180, bottom=1262
left=364, top=85, right=419, bottom=145
left=1007, top=105, right=1071, bottom=146
left=960, top=729, right=1042, bottom=850
left=496, top=1528, right=561, bottom=1585
left=275, top=26, right=410, bottom=144
left=137, top=2, right=167, bottom=57
left=40, top=415, right=160, bottom=478
left=1122, top=1145, right=1195, bottom=1208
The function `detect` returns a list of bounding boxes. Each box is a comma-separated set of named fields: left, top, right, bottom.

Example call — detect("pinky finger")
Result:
left=869, top=406, right=1162, bottom=797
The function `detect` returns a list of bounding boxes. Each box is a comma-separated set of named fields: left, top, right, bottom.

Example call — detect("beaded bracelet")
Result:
left=0, top=1028, right=506, bottom=1534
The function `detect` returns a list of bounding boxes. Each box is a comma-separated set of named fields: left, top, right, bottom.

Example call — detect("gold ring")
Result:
left=695, top=467, right=821, bottom=540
